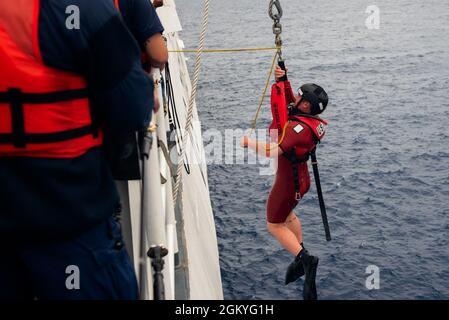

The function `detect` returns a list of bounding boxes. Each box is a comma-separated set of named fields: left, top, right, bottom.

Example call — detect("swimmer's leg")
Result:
left=266, top=222, right=302, bottom=256
left=284, top=212, right=303, bottom=245
left=270, top=213, right=306, bottom=285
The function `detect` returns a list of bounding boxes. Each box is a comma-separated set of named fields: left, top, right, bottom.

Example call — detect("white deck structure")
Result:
left=118, top=0, right=223, bottom=300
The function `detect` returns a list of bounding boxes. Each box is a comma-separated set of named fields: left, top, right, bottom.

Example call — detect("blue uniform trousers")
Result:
left=0, top=216, right=138, bottom=300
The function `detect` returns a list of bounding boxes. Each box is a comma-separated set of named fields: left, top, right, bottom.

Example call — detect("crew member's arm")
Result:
left=145, top=34, right=168, bottom=70
left=131, top=0, right=168, bottom=69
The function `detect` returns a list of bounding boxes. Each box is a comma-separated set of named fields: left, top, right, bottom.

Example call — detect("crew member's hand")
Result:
left=274, top=65, right=288, bottom=82
left=240, top=136, right=249, bottom=148
left=153, top=0, right=163, bottom=8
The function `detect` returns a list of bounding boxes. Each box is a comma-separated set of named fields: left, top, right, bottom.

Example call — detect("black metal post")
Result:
left=148, top=246, right=168, bottom=300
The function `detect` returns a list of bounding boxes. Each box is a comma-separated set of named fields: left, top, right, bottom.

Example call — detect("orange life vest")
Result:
left=0, top=0, right=103, bottom=158
left=288, top=114, right=327, bottom=160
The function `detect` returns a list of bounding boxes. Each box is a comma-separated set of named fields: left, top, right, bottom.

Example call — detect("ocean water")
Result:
left=176, top=0, right=449, bottom=299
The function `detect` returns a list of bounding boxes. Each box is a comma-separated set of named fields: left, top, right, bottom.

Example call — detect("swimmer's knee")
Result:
left=285, top=212, right=299, bottom=225
left=267, top=221, right=283, bottom=234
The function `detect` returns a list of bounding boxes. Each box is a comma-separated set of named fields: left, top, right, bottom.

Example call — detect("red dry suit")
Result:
left=266, top=81, right=327, bottom=223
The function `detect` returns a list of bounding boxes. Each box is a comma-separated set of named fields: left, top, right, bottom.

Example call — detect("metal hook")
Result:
left=269, top=0, right=283, bottom=21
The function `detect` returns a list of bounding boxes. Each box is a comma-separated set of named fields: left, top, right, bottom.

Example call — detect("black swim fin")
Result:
left=285, top=251, right=305, bottom=285
left=302, top=251, right=319, bottom=300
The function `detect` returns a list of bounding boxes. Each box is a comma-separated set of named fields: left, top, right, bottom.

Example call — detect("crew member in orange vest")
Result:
left=0, top=0, right=161, bottom=299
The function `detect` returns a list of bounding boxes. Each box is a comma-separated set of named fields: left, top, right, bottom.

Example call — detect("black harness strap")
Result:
left=282, top=115, right=332, bottom=241
left=282, top=117, right=319, bottom=201
left=283, top=148, right=309, bottom=201
left=290, top=149, right=301, bottom=201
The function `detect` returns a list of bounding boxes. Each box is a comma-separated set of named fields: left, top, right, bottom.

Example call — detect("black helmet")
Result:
left=298, top=83, right=328, bottom=115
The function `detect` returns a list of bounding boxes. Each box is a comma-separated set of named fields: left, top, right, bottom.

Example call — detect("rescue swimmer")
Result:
left=241, top=64, right=329, bottom=300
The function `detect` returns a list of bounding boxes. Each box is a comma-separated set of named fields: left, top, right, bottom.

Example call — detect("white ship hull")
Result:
left=118, top=0, right=223, bottom=300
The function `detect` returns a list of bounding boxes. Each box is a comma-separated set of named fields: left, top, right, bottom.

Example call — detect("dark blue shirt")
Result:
left=118, top=0, right=164, bottom=49
left=0, top=0, right=164, bottom=241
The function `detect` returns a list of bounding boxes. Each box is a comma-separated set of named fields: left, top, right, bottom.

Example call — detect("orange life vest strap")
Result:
left=0, top=88, right=88, bottom=104
left=0, top=87, right=93, bottom=148
left=0, top=124, right=96, bottom=145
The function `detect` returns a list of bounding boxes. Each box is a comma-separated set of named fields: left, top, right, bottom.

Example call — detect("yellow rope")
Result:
left=169, top=45, right=280, bottom=136
left=270, top=121, right=289, bottom=150
left=170, top=45, right=287, bottom=152
left=249, top=48, right=279, bottom=135
left=169, top=47, right=278, bottom=53
left=244, top=46, right=292, bottom=152
left=245, top=47, right=291, bottom=153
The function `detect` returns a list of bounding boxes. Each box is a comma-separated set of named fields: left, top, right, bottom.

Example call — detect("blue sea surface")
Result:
left=176, top=0, right=449, bottom=299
